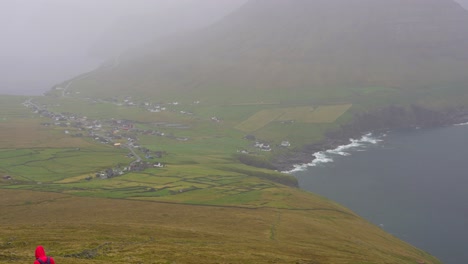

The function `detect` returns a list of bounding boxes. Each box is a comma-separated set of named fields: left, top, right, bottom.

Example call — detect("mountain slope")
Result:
left=62, top=0, right=468, bottom=103
left=88, top=0, right=248, bottom=60
left=0, top=189, right=442, bottom=263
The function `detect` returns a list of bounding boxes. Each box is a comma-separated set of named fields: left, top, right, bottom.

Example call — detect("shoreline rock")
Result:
left=273, top=105, right=468, bottom=172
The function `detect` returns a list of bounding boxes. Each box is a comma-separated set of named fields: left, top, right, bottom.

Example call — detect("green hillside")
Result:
left=0, top=92, right=440, bottom=263
left=53, top=0, right=468, bottom=106
left=3, top=0, right=468, bottom=262
left=45, top=0, right=468, bottom=173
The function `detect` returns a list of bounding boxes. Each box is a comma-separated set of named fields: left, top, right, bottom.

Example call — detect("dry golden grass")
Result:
left=277, top=104, right=352, bottom=123
left=56, top=174, right=94, bottom=184
left=0, top=189, right=440, bottom=264
left=276, top=106, right=316, bottom=121
left=303, top=104, right=352, bottom=123
left=236, top=104, right=352, bottom=132
left=235, top=108, right=285, bottom=132
left=0, top=119, right=93, bottom=149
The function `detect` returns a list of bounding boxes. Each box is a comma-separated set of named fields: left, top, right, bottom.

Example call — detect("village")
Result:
left=22, top=98, right=171, bottom=179
left=22, top=97, right=291, bottom=179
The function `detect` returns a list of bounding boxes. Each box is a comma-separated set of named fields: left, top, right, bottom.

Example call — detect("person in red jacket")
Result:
left=34, top=245, right=55, bottom=264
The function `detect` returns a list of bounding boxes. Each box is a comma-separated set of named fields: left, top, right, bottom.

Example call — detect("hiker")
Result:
left=34, top=245, right=55, bottom=264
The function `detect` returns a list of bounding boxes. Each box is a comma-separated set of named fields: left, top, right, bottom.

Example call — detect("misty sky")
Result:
left=0, top=0, right=466, bottom=95
left=0, top=0, right=247, bottom=95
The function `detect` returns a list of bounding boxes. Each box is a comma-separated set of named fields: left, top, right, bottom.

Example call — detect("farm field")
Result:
left=0, top=94, right=443, bottom=263
left=236, top=104, right=352, bottom=132
left=0, top=95, right=303, bottom=204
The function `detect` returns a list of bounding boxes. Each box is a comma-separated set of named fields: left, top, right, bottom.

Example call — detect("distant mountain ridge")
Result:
left=66, top=0, right=468, bottom=102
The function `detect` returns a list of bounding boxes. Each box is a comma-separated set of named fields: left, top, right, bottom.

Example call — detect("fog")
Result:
left=0, top=0, right=247, bottom=95
left=459, top=0, right=468, bottom=8
left=1, top=0, right=467, bottom=95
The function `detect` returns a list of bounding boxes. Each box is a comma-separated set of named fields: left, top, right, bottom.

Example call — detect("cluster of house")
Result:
left=23, top=99, right=175, bottom=180
left=147, top=104, right=167, bottom=113
left=253, top=140, right=291, bottom=152
left=254, top=142, right=272, bottom=152
left=24, top=100, right=180, bottom=147
left=83, top=96, right=174, bottom=113
left=96, top=161, right=165, bottom=179
left=237, top=140, right=291, bottom=154
left=75, top=96, right=224, bottom=126
left=211, top=116, right=222, bottom=123
left=243, top=134, right=291, bottom=152
left=24, top=100, right=101, bottom=131
left=100, top=96, right=176, bottom=113
left=140, top=147, right=166, bottom=159
left=22, top=99, right=294, bottom=181
left=96, top=168, right=125, bottom=179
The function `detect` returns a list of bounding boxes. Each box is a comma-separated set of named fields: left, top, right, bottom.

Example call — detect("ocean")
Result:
left=292, top=124, right=468, bottom=264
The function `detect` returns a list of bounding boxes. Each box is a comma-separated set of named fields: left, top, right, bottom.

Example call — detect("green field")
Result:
left=0, top=94, right=445, bottom=263
left=8, top=1, right=467, bottom=260
left=235, top=108, right=286, bottom=132
left=0, top=95, right=299, bottom=204
left=236, top=104, right=352, bottom=132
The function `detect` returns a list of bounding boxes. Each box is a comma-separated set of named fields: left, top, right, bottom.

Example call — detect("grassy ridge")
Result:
left=0, top=189, right=441, bottom=264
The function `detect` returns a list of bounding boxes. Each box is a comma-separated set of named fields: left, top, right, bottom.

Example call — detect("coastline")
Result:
left=282, top=133, right=384, bottom=174
left=293, top=123, right=468, bottom=264
left=275, top=105, right=468, bottom=173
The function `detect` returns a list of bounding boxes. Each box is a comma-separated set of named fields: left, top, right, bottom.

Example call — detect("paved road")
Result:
left=125, top=144, right=142, bottom=164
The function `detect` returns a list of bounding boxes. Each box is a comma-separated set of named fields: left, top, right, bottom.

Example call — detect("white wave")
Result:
left=285, top=163, right=309, bottom=173
left=360, top=133, right=383, bottom=144
left=283, top=133, right=384, bottom=174
left=310, top=151, right=334, bottom=166
left=326, top=142, right=357, bottom=156
left=455, top=122, right=468, bottom=126
left=326, top=149, right=351, bottom=156
left=282, top=152, right=334, bottom=173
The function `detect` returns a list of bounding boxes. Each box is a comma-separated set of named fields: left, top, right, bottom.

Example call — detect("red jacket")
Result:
left=34, top=246, right=55, bottom=264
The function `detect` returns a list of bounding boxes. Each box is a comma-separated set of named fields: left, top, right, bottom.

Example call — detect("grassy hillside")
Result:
left=0, top=92, right=442, bottom=263
left=52, top=0, right=468, bottom=104
left=4, top=0, right=468, bottom=261
left=0, top=189, right=441, bottom=264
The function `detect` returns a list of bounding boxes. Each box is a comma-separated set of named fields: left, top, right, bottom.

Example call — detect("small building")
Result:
left=154, top=162, right=165, bottom=168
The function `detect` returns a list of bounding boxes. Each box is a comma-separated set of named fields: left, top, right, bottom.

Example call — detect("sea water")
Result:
left=292, top=125, right=468, bottom=264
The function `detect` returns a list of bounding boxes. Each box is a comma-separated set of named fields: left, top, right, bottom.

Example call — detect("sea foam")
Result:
left=284, top=133, right=383, bottom=173
left=455, top=121, right=468, bottom=126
